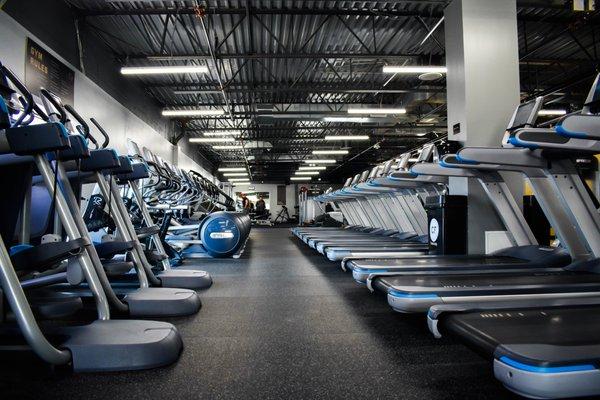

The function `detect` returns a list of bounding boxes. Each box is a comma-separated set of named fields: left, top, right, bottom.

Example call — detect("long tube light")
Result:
left=291, top=177, right=312, bottom=181
left=323, top=117, right=370, bottom=123
left=295, top=171, right=320, bottom=175
left=324, top=135, right=370, bottom=141
left=347, top=108, right=406, bottom=115
left=218, top=167, right=246, bottom=172
left=213, top=145, right=244, bottom=150
left=121, top=65, right=209, bottom=75
left=189, top=137, right=234, bottom=143
left=299, top=166, right=327, bottom=170
left=203, top=130, right=241, bottom=136
left=223, top=172, right=248, bottom=177
left=538, top=109, right=567, bottom=116
left=382, top=66, right=447, bottom=74
left=228, top=178, right=250, bottom=182
left=162, top=109, right=225, bottom=117
left=312, top=150, right=349, bottom=155
left=303, top=159, right=336, bottom=164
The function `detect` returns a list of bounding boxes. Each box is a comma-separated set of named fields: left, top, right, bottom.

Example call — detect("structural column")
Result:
left=444, top=0, right=522, bottom=253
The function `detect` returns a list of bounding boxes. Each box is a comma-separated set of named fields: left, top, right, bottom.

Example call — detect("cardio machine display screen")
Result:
left=510, top=101, right=537, bottom=129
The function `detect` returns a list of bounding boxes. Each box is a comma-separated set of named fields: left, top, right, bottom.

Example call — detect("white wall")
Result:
left=0, top=11, right=214, bottom=181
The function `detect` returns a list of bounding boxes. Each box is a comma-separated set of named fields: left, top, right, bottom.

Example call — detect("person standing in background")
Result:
left=241, top=194, right=251, bottom=211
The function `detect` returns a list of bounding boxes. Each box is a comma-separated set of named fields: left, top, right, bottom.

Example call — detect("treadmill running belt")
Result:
left=374, top=272, right=600, bottom=296
left=352, top=256, right=526, bottom=268
left=443, top=305, right=600, bottom=367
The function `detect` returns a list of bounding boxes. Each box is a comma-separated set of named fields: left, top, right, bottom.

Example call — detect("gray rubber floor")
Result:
left=0, top=227, right=518, bottom=399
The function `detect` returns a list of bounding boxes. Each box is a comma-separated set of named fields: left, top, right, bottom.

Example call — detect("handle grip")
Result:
left=89, top=117, right=110, bottom=149
left=0, top=65, right=34, bottom=127
left=39, top=88, right=67, bottom=123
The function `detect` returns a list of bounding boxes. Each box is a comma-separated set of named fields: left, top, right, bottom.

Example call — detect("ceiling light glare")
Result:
left=295, top=171, right=320, bottom=175
left=303, top=159, right=336, bottom=164
left=121, top=65, right=208, bottom=75
left=162, top=109, right=225, bottom=117
left=324, top=135, right=370, bottom=141
left=213, top=145, right=244, bottom=150
left=223, top=172, right=248, bottom=177
left=189, top=137, right=234, bottom=143
left=203, top=130, right=241, bottom=136
left=347, top=108, right=406, bottom=115
left=323, top=117, right=370, bottom=123
left=312, top=150, right=349, bottom=155
left=382, top=66, right=447, bottom=74
left=218, top=167, right=246, bottom=172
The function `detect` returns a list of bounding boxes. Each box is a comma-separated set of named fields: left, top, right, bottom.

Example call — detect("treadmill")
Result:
left=319, top=151, right=448, bottom=261
left=292, top=176, right=387, bottom=241
left=370, top=94, right=600, bottom=313
left=346, top=150, right=570, bottom=284
left=301, top=153, right=444, bottom=259
left=423, top=75, right=600, bottom=399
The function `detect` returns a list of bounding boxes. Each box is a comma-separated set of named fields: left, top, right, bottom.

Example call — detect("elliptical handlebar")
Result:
left=89, top=117, right=111, bottom=149
left=39, top=88, right=67, bottom=124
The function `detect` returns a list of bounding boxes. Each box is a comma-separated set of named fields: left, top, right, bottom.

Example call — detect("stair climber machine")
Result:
left=134, top=147, right=251, bottom=259
left=80, top=121, right=212, bottom=289
left=0, top=62, right=184, bottom=371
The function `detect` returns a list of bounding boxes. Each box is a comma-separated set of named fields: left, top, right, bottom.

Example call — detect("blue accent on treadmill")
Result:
left=499, top=356, right=596, bottom=373
left=555, top=124, right=588, bottom=139
left=353, top=268, right=391, bottom=274
left=388, top=289, right=440, bottom=299
left=439, top=159, right=461, bottom=169
left=508, top=135, right=539, bottom=149
left=454, top=153, right=480, bottom=165
left=427, top=310, right=435, bottom=318
left=9, top=244, right=34, bottom=256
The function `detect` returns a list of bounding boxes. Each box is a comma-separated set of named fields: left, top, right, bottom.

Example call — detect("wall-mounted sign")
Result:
left=25, top=38, right=75, bottom=105
left=452, top=123, right=461, bottom=135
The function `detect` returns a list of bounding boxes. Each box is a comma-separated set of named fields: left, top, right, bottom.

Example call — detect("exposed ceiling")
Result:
left=64, top=0, right=600, bottom=183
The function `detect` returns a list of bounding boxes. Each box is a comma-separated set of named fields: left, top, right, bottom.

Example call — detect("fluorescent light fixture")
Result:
left=324, top=135, right=370, bottom=141
left=203, top=130, right=241, bottom=136
left=303, top=159, right=336, bottom=164
left=382, top=66, right=447, bottom=74
left=213, top=145, right=244, bottom=150
left=538, top=109, right=567, bottom=116
left=121, top=65, right=209, bottom=75
left=299, top=166, right=327, bottom=171
left=228, top=178, right=250, bottom=182
left=295, top=171, right=320, bottom=175
left=291, top=176, right=312, bottom=181
left=347, top=108, right=406, bottom=115
left=223, top=172, right=248, bottom=177
left=323, top=117, right=370, bottom=123
left=189, top=137, right=234, bottom=143
left=162, top=109, right=225, bottom=117
left=218, top=167, right=246, bottom=172
left=312, top=150, right=349, bottom=155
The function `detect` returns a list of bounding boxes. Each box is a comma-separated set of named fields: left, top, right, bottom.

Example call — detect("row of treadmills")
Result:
left=293, top=74, right=600, bottom=399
